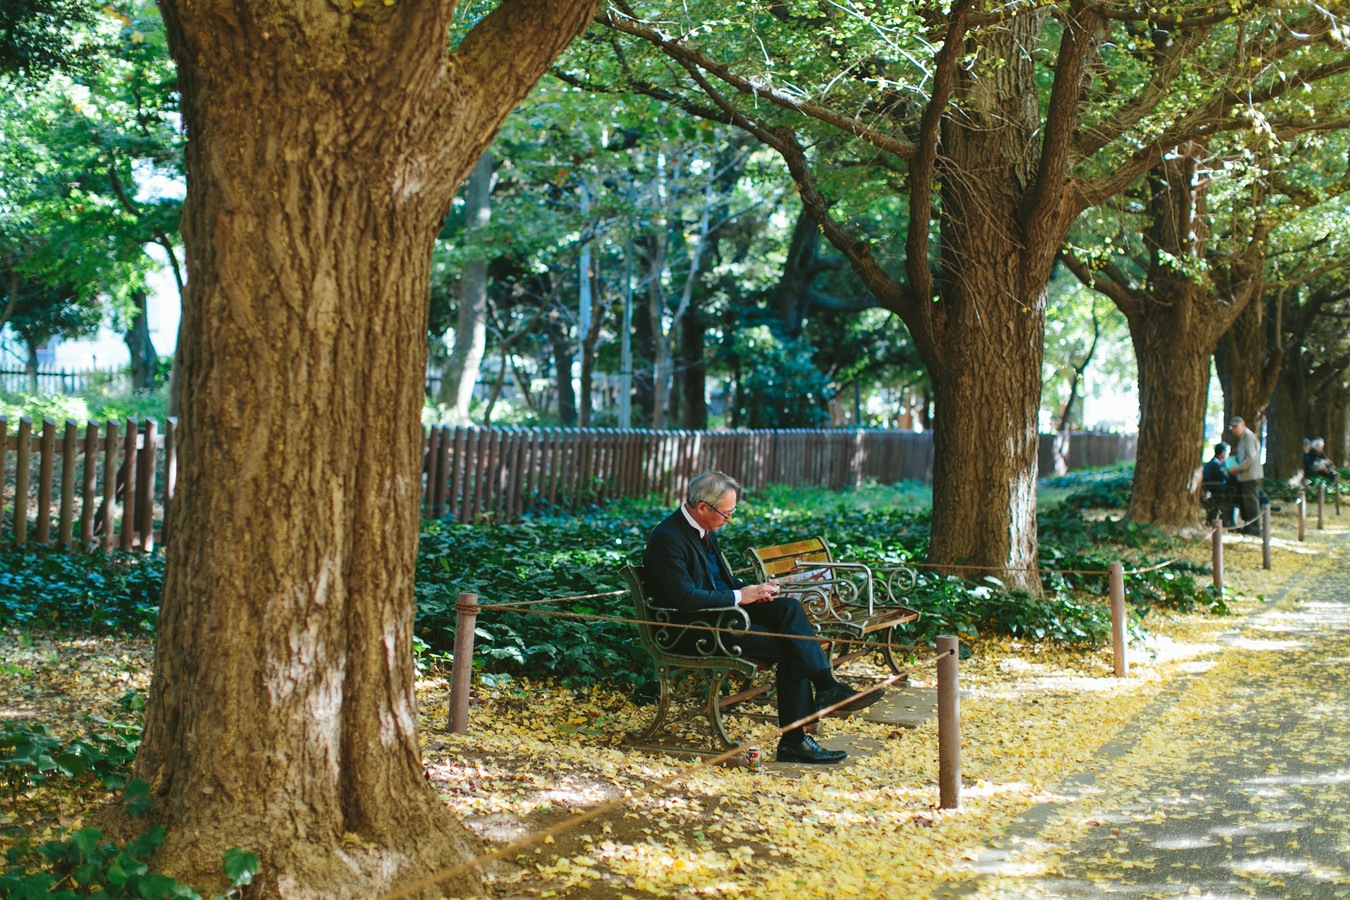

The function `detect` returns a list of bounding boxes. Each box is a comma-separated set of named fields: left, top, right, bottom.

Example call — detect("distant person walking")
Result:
left=1227, top=417, right=1263, bottom=535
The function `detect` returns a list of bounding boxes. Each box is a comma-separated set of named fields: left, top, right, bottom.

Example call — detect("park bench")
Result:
left=748, top=537, right=920, bottom=675
left=619, top=563, right=774, bottom=752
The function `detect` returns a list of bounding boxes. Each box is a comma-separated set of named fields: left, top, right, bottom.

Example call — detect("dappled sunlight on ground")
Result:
left=2, top=511, right=1345, bottom=897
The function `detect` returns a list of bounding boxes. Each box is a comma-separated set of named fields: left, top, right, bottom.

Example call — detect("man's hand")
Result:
left=739, top=581, right=780, bottom=605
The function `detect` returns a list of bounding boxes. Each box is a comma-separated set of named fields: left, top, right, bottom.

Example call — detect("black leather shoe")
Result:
left=815, top=682, right=885, bottom=715
left=776, top=735, right=847, bottom=764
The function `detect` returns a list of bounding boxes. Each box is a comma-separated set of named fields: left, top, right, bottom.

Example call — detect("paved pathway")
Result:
left=953, top=529, right=1350, bottom=899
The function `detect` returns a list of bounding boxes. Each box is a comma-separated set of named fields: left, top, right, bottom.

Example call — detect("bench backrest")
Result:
left=749, top=537, right=833, bottom=582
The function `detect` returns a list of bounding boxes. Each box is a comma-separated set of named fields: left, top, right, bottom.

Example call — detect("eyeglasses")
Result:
left=705, top=503, right=736, bottom=522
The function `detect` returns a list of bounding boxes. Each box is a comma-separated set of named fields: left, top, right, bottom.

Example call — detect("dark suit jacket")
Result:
left=1202, top=458, right=1230, bottom=493
left=642, top=507, right=746, bottom=614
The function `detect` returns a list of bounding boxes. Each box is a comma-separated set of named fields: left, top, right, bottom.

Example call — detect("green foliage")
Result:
left=0, top=0, right=98, bottom=82
left=1042, top=464, right=1136, bottom=510
left=0, top=550, right=162, bottom=632
left=0, top=722, right=255, bottom=899
left=0, top=720, right=139, bottom=794
left=1, top=481, right=1220, bottom=693
left=0, top=384, right=170, bottom=424
left=0, top=786, right=255, bottom=899
left=729, top=326, right=833, bottom=428
left=1037, top=503, right=1222, bottom=614
left=901, top=577, right=1115, bottom=645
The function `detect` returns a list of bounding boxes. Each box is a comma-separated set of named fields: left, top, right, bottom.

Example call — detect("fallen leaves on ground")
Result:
left=1, top=515, right=1343, bottom=899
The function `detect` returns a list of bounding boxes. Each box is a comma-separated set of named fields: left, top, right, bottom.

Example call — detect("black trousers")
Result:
left=675, top=596, right=830, bottom=740
left=727, top=596, right=831, bottom=741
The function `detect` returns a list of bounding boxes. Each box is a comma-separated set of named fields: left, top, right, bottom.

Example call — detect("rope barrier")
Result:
left=871, top=558, right=1181, bottom=577
left=1118, top=557, right=1181, bottom=576
left=381, top=652, right=951, bottom=900
left=484, top=589, right=629, bottom=609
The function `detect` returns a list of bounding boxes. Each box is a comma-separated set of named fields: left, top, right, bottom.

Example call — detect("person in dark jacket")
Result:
left=642, top=470, right=883, bottom=764
left=1202, top=443, right=1234, bottom=525
left=1305, top=437, right=1333, bottom=483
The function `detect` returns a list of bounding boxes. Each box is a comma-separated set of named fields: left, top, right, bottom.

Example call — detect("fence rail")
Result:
left=2, top=420, right=1136, bottom=553
left=0, top=367, right=133, bottom=395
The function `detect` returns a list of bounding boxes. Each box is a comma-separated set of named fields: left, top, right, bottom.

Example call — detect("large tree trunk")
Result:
left=1266, top=355, right=1305, bottom=480
left=135, top=2, right=596, bottom=897
left=1123, top=154, right=1223, bottom=526
left=1127, top=313, right=1212, bottom=523
left=679, top=304, right=707, bottom=429
left=124, top=288, right=159, bottom=392
left=923, top=278, right=1045, bottom=593
left=439, top=151, right=495, bottom=421
left=920, top=11, right=1060, bottom=593
left=1066, top=146, right=1263, bottom=527
left=1215, top=288, right=1281, bottom=434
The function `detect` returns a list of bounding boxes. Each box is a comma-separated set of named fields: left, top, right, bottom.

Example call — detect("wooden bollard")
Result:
left=937, top=634, right=961, bottom=810
left=1336, top=473, right=1342, bottom=516
left=447, top=592, right=480, bottom=734
left=1261, top=505, right=1271, bottom=570
left=1109, top=562, right=1127, bottom=678
left=1318, top=483, right=1325, bottom=531
left=1297, top=489, right=1305, bottom=542
left=1210, top=523, right=1223, bottom=593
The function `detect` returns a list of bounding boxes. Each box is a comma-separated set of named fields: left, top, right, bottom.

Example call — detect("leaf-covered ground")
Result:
left=1, top=515, right=1345, bottom=898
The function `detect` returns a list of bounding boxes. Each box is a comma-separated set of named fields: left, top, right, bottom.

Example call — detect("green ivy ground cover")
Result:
left=2, top=469, right=1217, bottom=696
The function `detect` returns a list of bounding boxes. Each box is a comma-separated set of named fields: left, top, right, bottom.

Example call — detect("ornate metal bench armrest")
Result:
left=649, top=602, right=753, bottom=659
left=873, top=565, right=919, bottom=605
left=789, top=559, right=876, bottom=614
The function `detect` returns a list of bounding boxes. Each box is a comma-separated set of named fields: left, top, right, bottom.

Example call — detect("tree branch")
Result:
left=1024, top=0, right=1103, bottom=250
left=600, top=7, right=917, bottom=161
left=1059, top=249, right=1144, bottom=317
left=905, top=0, right=975, bottom=313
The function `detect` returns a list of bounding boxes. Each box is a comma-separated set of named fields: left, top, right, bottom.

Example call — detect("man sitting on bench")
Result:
left=642, top=470, right=883, bottom=764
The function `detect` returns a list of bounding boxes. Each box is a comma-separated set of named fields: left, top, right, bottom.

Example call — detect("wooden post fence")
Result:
left=1211, top=524, right=1224, bottom=593
left=1109, top=561, right=1127, bottom=678
left=447, top=593, right=480, bottom=734
left=1, top=416, right=177, bottom=552
left=5, top=422, right=1139, bottom=552
left=937, top=634, right=962, bottom=810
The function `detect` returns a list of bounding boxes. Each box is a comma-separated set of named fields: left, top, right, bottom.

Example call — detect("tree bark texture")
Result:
left=1266, top=356, right=1305, bottom=479
left=1215, top=296, right=1280, bottom=436
left=916, top=11, right=1071, bottom=593
left=1128, top=312, right=1213, bottom=524
left=439, top=151, right=495, bottom=420
left=138, top=1, right=596, bottom=897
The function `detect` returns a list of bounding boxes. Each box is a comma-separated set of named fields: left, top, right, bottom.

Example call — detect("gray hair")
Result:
left=687, top=471, right=741, bottom=508
left=1312, top=437, right=1325, bottom=448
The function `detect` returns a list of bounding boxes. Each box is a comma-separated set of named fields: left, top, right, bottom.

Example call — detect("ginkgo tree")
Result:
left=125, top=0, right=598, bottom=897
left=593, top=0, right=1350, bottom=584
